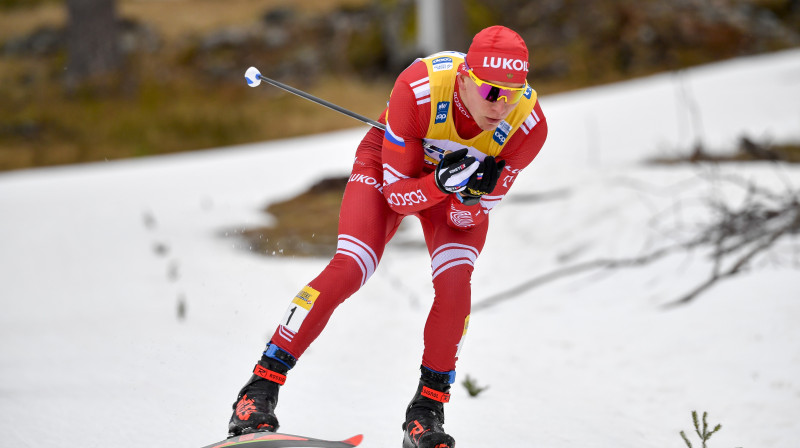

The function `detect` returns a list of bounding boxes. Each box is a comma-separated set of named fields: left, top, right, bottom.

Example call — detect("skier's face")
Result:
left=457, top=72, right=525, bottom=131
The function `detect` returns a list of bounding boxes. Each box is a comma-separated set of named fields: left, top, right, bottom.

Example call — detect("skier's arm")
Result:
left=445, top=101, right=548, bottom=229
left=381, top=63, right=451, bottom=215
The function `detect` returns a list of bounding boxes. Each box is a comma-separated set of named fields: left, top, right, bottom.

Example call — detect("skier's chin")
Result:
left=478, top=117, right=503, bottom=131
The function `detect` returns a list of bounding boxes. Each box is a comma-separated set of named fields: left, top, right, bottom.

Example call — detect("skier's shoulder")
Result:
left=387, top=60, right=434, bottom=139
left=395, top=58, right=431, bottom=89
left=396, top=51, right=464, bottom=85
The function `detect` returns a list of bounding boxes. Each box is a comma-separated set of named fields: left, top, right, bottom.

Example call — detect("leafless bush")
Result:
left=474, top=171, right=800, bottom=311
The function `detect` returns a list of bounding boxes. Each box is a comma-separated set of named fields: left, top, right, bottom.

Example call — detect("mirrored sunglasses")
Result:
left=467, top=69, right=528, bottom=104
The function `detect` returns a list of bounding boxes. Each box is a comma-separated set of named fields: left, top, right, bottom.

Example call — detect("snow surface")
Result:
left=1, top=49, right=799, bottom=448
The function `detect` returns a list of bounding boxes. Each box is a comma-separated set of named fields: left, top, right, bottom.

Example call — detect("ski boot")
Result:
left=402, top=366, right=456, bottom=448
left=228, top=344, right=296, bottom=436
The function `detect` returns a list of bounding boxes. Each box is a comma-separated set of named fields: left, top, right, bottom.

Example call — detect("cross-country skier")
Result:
left=228, top=25, right=548, bottom=448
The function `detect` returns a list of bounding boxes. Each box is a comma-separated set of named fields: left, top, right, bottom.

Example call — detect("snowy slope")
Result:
left=1, top=49, right=799, bottom=448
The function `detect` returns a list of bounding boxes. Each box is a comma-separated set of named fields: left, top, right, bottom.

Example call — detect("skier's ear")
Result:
left=456, top=72, right=468, bottom=90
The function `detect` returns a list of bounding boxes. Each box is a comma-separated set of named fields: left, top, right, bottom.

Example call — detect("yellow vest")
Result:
left=417, top=52, right=537, bottom=165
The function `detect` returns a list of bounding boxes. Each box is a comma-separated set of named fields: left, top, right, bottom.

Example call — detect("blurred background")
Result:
left=1, top=0, right=799, bottom=172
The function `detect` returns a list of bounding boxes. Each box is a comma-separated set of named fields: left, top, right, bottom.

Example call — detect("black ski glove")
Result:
left=458, top=156, right=506, bottom=206
left=434, top=148, right=480, bottom=194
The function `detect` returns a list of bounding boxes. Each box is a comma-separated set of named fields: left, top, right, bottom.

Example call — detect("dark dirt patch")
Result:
left=236, top=176, right=348, bottom=258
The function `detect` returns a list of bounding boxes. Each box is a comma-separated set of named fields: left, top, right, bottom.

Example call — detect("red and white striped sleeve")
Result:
left=481, top=101, right=548, bottom=212
left=381, top=61, right=449, bottom=215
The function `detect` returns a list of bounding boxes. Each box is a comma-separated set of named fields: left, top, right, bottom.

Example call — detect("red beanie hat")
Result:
left=465, top=26, right=529, bottom=84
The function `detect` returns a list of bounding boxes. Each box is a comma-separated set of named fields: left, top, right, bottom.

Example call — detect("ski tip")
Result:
left=343, top=434, right=364, bottom=446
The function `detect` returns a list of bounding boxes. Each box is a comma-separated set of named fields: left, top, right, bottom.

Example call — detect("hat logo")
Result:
left=507, top=73, right=514, bottom=79
left=482, top=56, right=529, bottom=72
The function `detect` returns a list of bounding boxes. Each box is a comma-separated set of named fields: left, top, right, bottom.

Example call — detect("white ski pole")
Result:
left=244, top=66, right=445, bottom=158
left=245, top=66, right=386, bottom=131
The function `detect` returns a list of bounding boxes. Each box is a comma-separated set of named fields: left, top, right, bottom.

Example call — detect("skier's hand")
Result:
left=434, top=148, right=480, bottom=194
left=458, top=156, right=506, bottom=205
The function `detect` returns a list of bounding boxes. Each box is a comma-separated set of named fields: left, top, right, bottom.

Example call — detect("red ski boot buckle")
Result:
left=253, top=365, right=287, bottom=385
left=420, top=386, right=450, bottom=403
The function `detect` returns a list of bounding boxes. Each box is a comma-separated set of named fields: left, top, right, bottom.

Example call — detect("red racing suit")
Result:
left=269, top=52, right=547, bottom=375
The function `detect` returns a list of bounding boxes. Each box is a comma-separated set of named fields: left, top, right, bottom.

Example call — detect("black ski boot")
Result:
left=402, top=367, right=456, bottom=448
left=228, top=344, right=296, bottom=436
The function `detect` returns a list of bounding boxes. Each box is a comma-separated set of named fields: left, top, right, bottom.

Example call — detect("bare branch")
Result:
left=473, top=241, right=695, bottom=312
left=475, top=171, right=800, bottom=312
left=664, top=214, right=797, bottom=308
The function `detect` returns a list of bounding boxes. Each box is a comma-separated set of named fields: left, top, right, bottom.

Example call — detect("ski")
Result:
left=200, top=432, right=363, bottom=448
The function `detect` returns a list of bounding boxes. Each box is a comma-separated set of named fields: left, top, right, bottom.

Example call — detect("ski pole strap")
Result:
left=420, top=386, right=451, bottom=403
left=253, top=364, right=287, bottom=385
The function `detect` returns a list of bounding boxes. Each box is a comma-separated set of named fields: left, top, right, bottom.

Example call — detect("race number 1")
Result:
left=281, top=285, right=320, bottom=333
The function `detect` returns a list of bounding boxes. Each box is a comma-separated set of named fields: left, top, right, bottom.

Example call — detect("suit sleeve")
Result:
left=381, top=62, right=449, bottom=215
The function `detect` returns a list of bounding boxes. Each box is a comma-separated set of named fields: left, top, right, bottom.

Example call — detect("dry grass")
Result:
left=0, top=71, right=391, bottom=169
left=648, top=140, right=800, bottom=165
left=118, top=0, right=370, bottom=40
left=0, top=46, right=391, bottom=171
left=0, top=3, right=64, bottom=41
left=0, top=0, right=370, bottom=40
left=0, top=0, right=387, bottom=171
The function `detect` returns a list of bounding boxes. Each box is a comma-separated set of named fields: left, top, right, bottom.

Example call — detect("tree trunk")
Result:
left=442, top=0, right=467, bottom=52
left=65, top=0, right=121, bottom=88
left=416, top=0, right=467, bottom=55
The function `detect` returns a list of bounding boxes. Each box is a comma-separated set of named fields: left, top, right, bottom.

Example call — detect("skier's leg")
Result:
left=419, top=202, right=488, bottom=373
left=268, top=148, right=402, bottom=360
left=230, top=130, right=402, bottom=435
left=402, top=201, right=489, bottom=448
